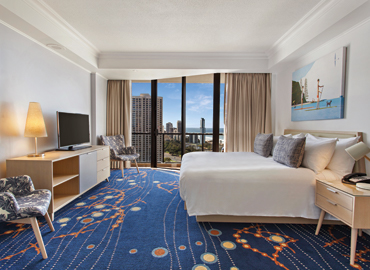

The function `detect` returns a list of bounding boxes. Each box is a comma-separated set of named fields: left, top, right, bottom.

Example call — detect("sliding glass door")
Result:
left=131, top=74, right=223, bottom=167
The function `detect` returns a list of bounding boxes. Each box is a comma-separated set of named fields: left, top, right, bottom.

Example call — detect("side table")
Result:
left=315, top=178, right=370, bottom=265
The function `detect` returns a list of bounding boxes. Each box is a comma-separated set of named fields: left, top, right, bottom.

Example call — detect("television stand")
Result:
left=56, top=145, right=92, bottom=151
left=6, top=146, right=110, bottom=220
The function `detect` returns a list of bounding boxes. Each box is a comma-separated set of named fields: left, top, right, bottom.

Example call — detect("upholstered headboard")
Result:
left=284, top=129, right=365, bottom=174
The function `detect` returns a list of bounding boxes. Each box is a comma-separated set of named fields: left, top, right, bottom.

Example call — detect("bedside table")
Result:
left=315, top=178, right=370, bottom=265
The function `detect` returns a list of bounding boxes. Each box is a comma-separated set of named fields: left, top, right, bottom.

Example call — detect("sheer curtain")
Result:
left=106, top=80, right=132, bottom=167
left=224, top=73, right=272, bottom=152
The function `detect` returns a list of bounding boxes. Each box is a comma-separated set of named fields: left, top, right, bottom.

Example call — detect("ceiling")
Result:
left=43, top=0, right=319, bottom=53
left=0, top=0, right=369, bottom=79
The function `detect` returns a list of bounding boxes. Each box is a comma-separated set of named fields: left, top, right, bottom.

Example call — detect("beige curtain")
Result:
left=106, top=80, right=132, bottom=167
left=224, top=73, right=272, bottom=152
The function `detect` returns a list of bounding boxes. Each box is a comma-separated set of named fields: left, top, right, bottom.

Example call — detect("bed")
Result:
left=180, top=129, right=365, bottom=224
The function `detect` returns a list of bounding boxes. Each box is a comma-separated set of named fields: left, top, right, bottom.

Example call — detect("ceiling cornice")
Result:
left=33, top=0, right=100, bottom=53
left=267, top=0, right=329, bottom=57
left=99, top=52, right=268, bottom=60
left=0, top=0, right=99, bottom=66
left=267, top=0, right=368, bottom=68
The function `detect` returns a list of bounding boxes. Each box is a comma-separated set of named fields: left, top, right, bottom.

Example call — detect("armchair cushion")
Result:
left=0, top=175, right=52, bottom=222
left=116, top=153, right=140, bottom=161
left=119, top=146, right=136, bottom=155
left=100, top=135, right=140, bottom=161
left=0, top=192, right=20, bottom=222
left=16, top=189, right=51, bottom=218
left=0, top=175, right=34, bottom=196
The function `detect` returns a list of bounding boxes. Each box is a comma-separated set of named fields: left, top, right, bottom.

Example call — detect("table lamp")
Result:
left=345, top=142, right=370, bottom=190
left=345, top=142, right=370, bottom=162
left=24, top=102, right=47, bottom=157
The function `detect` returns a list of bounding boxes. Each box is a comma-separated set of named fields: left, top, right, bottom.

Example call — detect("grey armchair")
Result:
left=0, top=175, right=54, bottom=259
left=100, top=135, right=140, bottom=177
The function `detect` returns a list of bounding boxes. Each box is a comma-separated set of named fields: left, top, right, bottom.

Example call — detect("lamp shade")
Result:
left=24, top=102, right=47, bottom=137
left=345, top=142, right=370, bottom=161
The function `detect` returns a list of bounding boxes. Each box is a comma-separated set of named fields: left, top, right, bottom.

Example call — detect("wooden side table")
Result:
left=315, top=178, right=370, bottom=265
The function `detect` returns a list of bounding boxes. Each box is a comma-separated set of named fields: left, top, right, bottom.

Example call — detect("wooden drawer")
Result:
left=97, top=157, right=110, bottom=171
left=316, top=182, right=353, bottom=211
left=316, top=194, right=352, bottom=225
left=97, top=147, right=109, bottom=160
left=97, top=166, right=110, bottom=183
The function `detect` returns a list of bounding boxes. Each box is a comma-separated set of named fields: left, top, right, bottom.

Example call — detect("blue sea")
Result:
left=186, top=128, right=224, bottom=141
left=291, top=97, right=344, bottom=121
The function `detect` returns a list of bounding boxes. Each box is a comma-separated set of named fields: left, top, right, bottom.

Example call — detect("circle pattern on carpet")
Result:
left=221, top=241, right=236, bottom=250
left=208, top=229, right=222, bottom=236
left=200, top=252, right=218, bottom=264
left=152, top=247, right=168, bottom=258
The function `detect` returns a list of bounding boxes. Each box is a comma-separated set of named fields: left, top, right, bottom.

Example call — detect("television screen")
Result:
left=58, top=112, right=90, bottom=148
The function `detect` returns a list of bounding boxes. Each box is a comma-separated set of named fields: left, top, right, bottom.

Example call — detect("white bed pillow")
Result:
left=326, top=136, right=360, bottom=177
left=301, top=134, right=337, bottom=174
left=271, top=134, right=292, bottom=155
left=292, top=133, right=305, bottom=138
left=316, top=169, right=341, bottom=182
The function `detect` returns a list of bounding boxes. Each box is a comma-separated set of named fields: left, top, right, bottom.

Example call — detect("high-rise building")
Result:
left=200, top=118, right=206, bottom=144
left=177, top=120, right=182, bottom=133
left=189, top=134, right=198, bottom=144
left=132, top=93, right=163, bottom=163
left=166, top=122, right=173, bottom=138
left=173, top=128, right=179, bottom=140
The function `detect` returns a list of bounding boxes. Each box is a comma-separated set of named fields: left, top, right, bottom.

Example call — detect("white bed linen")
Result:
left=180, top=151, right=323, bottom=219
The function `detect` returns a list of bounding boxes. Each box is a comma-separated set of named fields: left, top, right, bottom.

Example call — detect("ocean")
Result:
left=186, top=127, right=224, bottom=141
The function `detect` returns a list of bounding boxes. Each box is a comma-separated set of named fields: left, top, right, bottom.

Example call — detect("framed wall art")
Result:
left=291, top=47, right=346, bottom=121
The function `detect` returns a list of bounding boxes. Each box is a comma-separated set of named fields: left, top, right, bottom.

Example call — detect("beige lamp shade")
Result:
left=24, top=102, right=47, bottom=137
left=345, top=142, right=370, bottom=161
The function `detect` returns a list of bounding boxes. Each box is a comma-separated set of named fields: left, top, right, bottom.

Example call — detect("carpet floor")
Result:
left=0, top=168, right=370, bottom=269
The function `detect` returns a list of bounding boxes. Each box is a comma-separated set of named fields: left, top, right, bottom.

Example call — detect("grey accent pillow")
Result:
left=254, top=133, right=273, bottom=157
left=273, top=136, right=306, bottom=168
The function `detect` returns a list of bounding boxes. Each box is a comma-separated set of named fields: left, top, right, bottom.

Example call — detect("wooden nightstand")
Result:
left=315, top=178, right=370, bottom=265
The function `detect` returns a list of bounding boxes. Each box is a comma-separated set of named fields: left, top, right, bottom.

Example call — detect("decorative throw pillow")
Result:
left=326, top=136, right=360, bottom=177
left=254, top=133, right=273, bottom=157
left=271, top=134, right=293, bottom=155
left=301, top=134, right=337, bottom=174
left=273, top=136, right=306, bottom=168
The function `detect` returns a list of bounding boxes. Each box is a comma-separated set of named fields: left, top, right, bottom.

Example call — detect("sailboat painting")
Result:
left=291, top=47, right=346, bottom=121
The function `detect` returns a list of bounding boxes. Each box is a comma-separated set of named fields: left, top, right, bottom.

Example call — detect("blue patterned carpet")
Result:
left=1, top=168, right=370, bottom=269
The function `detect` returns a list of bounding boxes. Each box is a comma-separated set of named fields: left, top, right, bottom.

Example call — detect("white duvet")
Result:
left=180, top=151, right=324, bottom=219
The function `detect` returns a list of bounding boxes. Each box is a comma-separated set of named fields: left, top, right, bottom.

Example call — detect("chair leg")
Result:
left=44, top=213, right=55, bottom=232
left=121, top=161, right=124, bottom=177
left=135, top=159, right=140, bottom=173
left=30, top=217, right=48, bottom=259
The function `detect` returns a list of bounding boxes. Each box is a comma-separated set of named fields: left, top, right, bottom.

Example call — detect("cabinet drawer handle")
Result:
left=102, top=158, right=108, bottom=161
left=326, top=188, right=338, bottom=194
left=327, top=199, right=337, bottom=206
left=103, top=168, right=107, bottom=171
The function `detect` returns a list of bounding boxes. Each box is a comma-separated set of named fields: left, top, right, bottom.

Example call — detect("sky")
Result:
left=132, top=82, right=224, bottom=129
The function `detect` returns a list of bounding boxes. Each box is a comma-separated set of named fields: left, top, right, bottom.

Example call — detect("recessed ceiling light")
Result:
left=46, top=44, right=65, bottom=50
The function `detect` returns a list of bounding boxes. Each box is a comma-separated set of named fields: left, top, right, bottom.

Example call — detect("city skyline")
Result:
left=132, top=82, right=224, bottom=128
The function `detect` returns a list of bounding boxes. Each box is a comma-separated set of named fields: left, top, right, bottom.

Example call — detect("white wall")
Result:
left=0, top=23, right=92, bottom=177
left=96, top=74, right=107, bottom=143
left=272, top=20, right=370, bottom=173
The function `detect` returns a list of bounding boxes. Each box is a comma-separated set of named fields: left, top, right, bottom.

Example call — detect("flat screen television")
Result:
left=57, top=112, right=91, bottom=151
